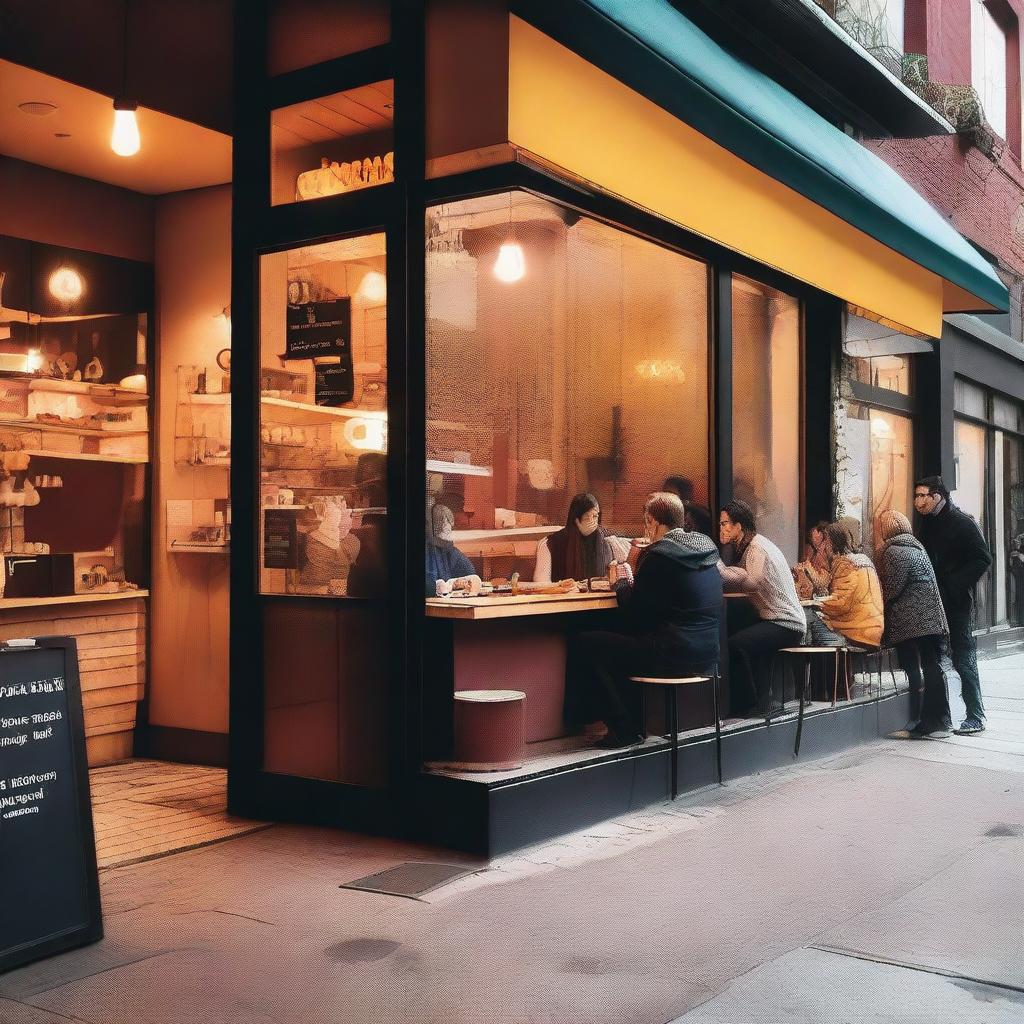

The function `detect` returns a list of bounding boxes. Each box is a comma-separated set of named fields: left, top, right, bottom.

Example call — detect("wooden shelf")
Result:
left=0, top=415, right=147, bottom=438
left=426, top=459, right=492, bottom=478
left=170, top=542, right=229, bottom=554
left=261, top=396, right=387, bottom=424
left=27, top=378, right=149, bottom=406
left=27, top=449, right=148, bottom=465
left=0, top=589, right=149, bottom=611
left=188, top=393, right=230, bottom=406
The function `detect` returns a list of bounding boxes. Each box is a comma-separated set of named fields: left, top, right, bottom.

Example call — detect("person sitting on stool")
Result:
left=566, top=492, right=723, bottom=748
left=717, top=499, right=806, bottom=717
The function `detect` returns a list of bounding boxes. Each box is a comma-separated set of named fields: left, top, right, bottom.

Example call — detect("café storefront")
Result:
left=227, top=0, right=1009, bottom=854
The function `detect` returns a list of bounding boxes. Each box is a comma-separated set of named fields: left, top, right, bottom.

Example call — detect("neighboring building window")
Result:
left=972, top=0, right=1008, bottom=139
left=953, top=378, right=1024, bottom=631
left=841, top=314, right=919, bottom=555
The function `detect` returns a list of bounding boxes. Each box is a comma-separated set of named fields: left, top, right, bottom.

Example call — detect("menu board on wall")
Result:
left=284, top=298, right=351, bottom=359
left=314, top=363, right=354, bottom=407
left=263, top=509, right=299, bottom=570
left=0, top=637, right=102, bottom=973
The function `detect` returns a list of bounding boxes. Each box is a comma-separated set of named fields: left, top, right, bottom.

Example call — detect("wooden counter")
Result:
left=425, top=590, right=618, bottom=621
left=0, top=593, right=147, bottom=767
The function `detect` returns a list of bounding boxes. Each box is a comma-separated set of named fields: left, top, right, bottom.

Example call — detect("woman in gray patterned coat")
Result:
left=876, top=510, right=951, bottom=738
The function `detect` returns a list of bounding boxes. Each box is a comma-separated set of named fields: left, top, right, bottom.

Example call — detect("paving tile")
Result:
left=672, top=947, right=1024, bottom=1023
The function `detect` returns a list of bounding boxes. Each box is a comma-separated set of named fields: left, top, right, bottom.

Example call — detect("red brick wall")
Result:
left=867, top=0, right=1024, bottom=319
left=865, top=135, right=1024, bottom=276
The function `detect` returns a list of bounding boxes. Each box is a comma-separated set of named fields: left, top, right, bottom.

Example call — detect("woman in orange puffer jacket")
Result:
left=817, top=521, right=884, bottom=648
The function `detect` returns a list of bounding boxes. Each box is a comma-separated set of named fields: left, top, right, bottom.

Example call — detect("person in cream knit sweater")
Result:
left=718, top=500, right=805, bottom=716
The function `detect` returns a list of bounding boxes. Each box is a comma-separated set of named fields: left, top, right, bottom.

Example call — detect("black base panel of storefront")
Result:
left=414, top=692, right=912, bottom=857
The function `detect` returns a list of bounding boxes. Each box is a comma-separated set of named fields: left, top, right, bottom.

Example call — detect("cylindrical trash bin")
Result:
left=452, top=689, right=527, bottom=771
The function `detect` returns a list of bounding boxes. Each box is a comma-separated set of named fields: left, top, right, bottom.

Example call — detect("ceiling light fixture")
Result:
left=493, top=192, right=526, bottom=283
left=357, top=270, right=387, bottom=304
left=111, top=1, right=141, bottom=157
left=18, top=101, right=58, bottom=117
left=48, top=267, right=84, bottom=304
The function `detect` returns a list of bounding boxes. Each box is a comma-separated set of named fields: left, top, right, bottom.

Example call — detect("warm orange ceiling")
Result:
left=271, top=81, right=393, bottom=149
left=0, top=60, right=231, bottom=195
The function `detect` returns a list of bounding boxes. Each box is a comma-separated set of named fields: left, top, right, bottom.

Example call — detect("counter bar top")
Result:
left=425, top=590, right=618, bottom=620
left=0, top=590, right=149, bottom=612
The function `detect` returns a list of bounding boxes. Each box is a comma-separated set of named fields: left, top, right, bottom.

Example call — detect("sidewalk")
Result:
left=1, top=657, right=1021, bottom=1024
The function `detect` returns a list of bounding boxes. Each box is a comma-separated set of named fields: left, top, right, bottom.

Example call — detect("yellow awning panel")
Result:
left=507, top=17, right=946, bottom=337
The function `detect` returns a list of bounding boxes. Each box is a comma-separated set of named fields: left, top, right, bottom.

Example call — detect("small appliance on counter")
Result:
left=2, top=553, right=76, bottom=598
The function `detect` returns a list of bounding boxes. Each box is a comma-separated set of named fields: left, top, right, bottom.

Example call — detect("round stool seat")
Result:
left=453, top=689, right=526, bottom=772
left=454, top=689, right=526, bottom=703
left=629, top=675, right=711, bottom=685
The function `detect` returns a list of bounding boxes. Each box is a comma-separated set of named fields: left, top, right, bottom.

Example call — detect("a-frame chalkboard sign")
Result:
left=0, top=636, right=102, bottom=973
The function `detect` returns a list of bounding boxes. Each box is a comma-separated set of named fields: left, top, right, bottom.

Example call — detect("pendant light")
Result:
left=493, top=192, right=525, bottom=283
left=111, top=2, right=140, bottom=157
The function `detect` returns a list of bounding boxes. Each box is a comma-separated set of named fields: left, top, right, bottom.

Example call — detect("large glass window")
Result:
left=972, top=0, right=1008, bottom=139
left=258, top=234, right=389, bottom=785
left=424, top=192, right=709, bottom=588
left=731, top=275, right=801, bottom=564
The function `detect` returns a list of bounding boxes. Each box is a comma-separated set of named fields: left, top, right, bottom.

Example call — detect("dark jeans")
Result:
left=729, top=620, right=805, bottom=712
left=946, top=602, right=986, bottom=723
left=895, top=636, right=952, bottom=732
left=566, top=630, right=712, bottom=738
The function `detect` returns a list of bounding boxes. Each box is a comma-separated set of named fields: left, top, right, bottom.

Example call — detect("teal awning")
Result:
left=512, top=0, right=1009, bottom=312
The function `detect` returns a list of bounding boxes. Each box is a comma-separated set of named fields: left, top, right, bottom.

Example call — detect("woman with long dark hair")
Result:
left=534, top=492, right=614, bottom=582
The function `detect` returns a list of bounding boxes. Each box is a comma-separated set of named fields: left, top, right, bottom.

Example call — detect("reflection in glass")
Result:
left=258, top=234, right=387, bottom=598
left=731, top=275, right=801, bottom=564
left=424, top=191, right=710, bottom=587
left=955, top=417, right=990, bottom=627
left=867, top=408, right=913, bottom=554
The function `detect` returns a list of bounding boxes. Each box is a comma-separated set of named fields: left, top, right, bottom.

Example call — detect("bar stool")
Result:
left=768, top=645, right=846, bottom=717
left=452, top=689, right=526, bottom=771
left=629, top=670, right=722, bottom=798
left=776, top=646, right=846, bottom=757
left=846, top=645, right=900, bottom=700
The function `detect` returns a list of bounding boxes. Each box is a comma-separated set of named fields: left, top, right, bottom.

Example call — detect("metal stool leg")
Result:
left=795, top=654, right=810, bottom=757
left=669, top=689, right=679, bottom=799
left=833, top=649, right=841, bottom=706
left=766, top=655, right=777, bottom=728
left=712, top=669, right=723, bottom=785
left=639, top=685, right=648, bottom=739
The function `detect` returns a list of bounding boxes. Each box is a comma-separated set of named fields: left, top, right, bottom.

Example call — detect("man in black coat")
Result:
left=914, top=475, right=992, bottom=735
left=566, top=493, right=723, bottom=748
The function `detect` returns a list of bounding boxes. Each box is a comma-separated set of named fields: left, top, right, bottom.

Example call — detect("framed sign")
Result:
left=314, top=363, right=354, bottom=407
left=263, top=509, right=299, bottom=570
left=0, top=636, right=102, bottom=973
left=284, top=298, right=351, bottom=360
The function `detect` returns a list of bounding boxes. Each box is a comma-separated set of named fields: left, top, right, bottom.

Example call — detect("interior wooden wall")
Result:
left=149, top=185, right=231, bottom=742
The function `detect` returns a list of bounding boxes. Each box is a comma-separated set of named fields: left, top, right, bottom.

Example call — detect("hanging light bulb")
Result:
left=493, top=242, right=525, bottom=283
left=111, top=99, right=140, bottom=156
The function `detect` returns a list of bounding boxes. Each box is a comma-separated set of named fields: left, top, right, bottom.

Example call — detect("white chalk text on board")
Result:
left=0, top=673, right=65, bottom=820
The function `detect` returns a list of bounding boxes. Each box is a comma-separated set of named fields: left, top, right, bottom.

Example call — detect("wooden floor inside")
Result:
left=89, top=759, right=270, bottom=870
